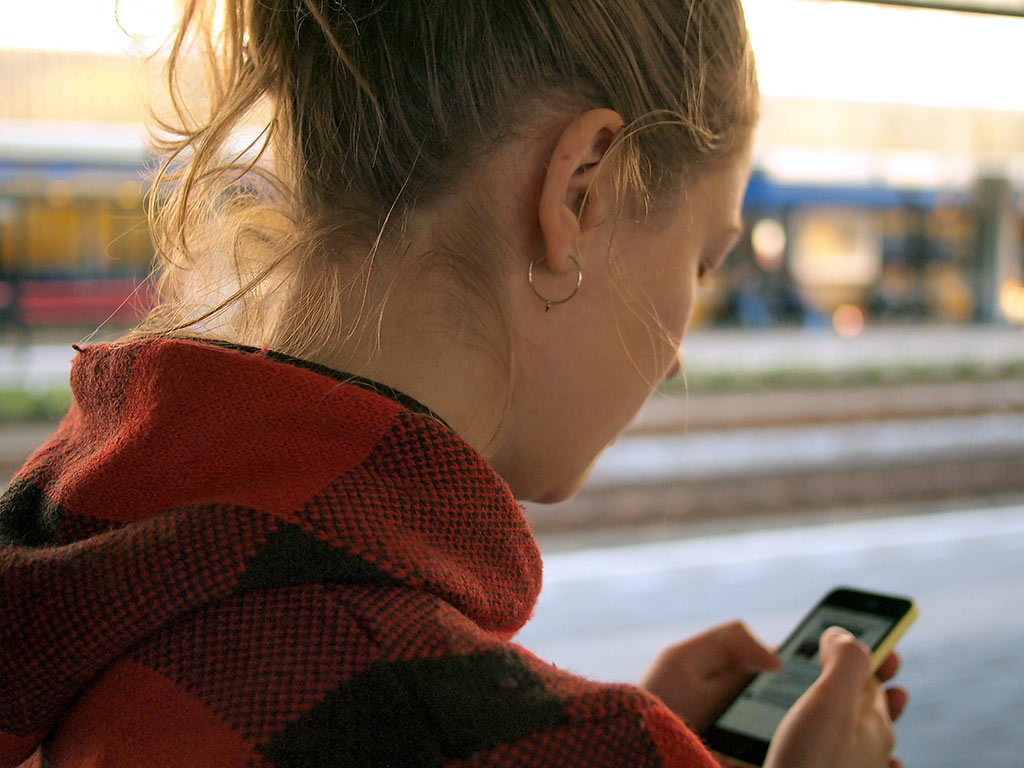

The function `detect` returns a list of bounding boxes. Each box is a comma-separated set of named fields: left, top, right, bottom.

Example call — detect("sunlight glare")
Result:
left=0, top=0, right=179, bottom=54
left=3, top=0, right=1024, bottom=113
left=744, top=0, right=1024, bottom=111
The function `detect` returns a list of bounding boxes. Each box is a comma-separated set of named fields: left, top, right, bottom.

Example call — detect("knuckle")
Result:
left=707, top=620, right=749, bottom=650
left=729, top=618, right=753, bottom=643
left=835, top=633, right=871, bottom=660
left=722, top=619, right=748, bottom=638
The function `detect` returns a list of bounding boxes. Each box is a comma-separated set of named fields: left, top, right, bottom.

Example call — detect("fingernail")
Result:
left=823, top=626, right=854, bottom=642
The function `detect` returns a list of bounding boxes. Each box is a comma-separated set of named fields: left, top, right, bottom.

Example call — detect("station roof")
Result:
left=839, top=0, right=1024, bottom=16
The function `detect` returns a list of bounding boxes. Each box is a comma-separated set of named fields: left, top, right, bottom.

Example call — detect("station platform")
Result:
left=677, top=322, right=1024, bottom=385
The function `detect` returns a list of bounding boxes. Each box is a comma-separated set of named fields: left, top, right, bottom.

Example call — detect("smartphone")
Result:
left=705, top=586, right=917, bottom=768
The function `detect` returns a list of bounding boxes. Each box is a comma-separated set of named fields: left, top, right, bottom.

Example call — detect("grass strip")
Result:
left=660, top=359, right=1024, bottom=395
left=0, top=388, right=72, bottom=423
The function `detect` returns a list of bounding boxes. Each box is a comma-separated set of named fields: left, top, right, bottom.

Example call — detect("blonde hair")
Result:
left=137, top=0, right=758, bottom=362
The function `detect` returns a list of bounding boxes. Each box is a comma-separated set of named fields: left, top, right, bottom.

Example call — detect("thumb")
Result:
left=817, top=626, right=872, bottom=693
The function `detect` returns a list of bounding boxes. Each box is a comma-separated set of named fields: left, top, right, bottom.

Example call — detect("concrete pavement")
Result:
left=678, top=323, right=1024, bottom=382
left=518, top=503, right=1024, bottom=768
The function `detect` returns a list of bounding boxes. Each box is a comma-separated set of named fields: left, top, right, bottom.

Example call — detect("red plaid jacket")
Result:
left=0, top=337, right=717, bottom=767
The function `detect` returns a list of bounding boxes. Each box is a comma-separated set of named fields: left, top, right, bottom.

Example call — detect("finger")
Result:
left=875, top=651, right=901, bottom=682
left=674, top=621, right=780, bottom=678
left=889, top=758, right=903, bottom=768
left=817, top=627, right=871, bottom=693
left=717, top=621, right=782, bottom=673
left=886, top=686, right=910, bottom=721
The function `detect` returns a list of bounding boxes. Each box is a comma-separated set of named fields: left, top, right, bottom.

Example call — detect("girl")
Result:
left=0, top=1, right=907, bottom=766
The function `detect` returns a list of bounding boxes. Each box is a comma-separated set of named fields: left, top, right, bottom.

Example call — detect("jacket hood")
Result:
left=0, top=337, right=542, bottom=766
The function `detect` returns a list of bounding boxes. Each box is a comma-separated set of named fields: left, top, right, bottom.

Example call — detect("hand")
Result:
left=764, top=627, right=908, bottom=768
left=640, top=621, right=781, bottom=734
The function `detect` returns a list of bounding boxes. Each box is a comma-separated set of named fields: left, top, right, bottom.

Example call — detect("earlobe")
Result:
left=537, top=108, right=624, bottom=275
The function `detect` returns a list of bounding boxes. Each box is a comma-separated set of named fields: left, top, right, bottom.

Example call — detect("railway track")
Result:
left=526, top=376, right=1024, bottom=533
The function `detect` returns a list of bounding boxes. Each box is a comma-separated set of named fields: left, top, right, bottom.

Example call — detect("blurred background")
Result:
left=0, top=0, right=1022, bottom=765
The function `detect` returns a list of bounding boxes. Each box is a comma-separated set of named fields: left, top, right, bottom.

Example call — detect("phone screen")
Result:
left=714, top=604, right=899, bottom=742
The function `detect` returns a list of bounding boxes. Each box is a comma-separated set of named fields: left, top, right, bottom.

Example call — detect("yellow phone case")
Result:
left=869, top=600, right=918, bottom=672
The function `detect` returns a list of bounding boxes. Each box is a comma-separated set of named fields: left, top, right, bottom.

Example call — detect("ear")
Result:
left=538, top=109, right=624, bottom=274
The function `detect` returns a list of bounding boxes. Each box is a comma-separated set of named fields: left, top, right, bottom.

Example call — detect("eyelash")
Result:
left=698, top=240, right=736, bottom=288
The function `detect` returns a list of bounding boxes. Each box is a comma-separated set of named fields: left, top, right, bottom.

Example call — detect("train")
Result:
left=1, top=127, right=1021, bottom=335
left=701, top=169, right=998, bottom=332
left=0, top=126, right=153, bottom=331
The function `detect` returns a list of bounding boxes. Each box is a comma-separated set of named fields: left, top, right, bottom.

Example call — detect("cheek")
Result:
left=656, top=270, right=698, bottom=343
left=679, top=279, right=701, bottom=332
left=644, top=235, right=701, bottom=339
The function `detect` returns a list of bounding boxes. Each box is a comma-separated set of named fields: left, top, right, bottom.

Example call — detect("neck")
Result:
left=274, top=252, right=513, bottom=467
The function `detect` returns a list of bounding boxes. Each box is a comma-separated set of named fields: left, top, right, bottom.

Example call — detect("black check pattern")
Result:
left=0, top=337, right=718, bottom=768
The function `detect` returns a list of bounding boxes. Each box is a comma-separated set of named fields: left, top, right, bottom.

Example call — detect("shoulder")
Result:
left=47, top=584, right=717, bottom=768
left=462, top=643, right=720, bottom=768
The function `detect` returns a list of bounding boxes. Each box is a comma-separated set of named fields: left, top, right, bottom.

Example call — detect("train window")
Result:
left=24, top=202, right=83, bottom=271
left=0, top=200, right=15, bottom=272
left=98, top=202, right=150, bottom=271
left=7, top=196, right=148, bottom=277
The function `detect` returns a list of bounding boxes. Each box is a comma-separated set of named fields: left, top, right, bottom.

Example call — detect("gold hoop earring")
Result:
left=528, top=254, right=583, bottom=312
